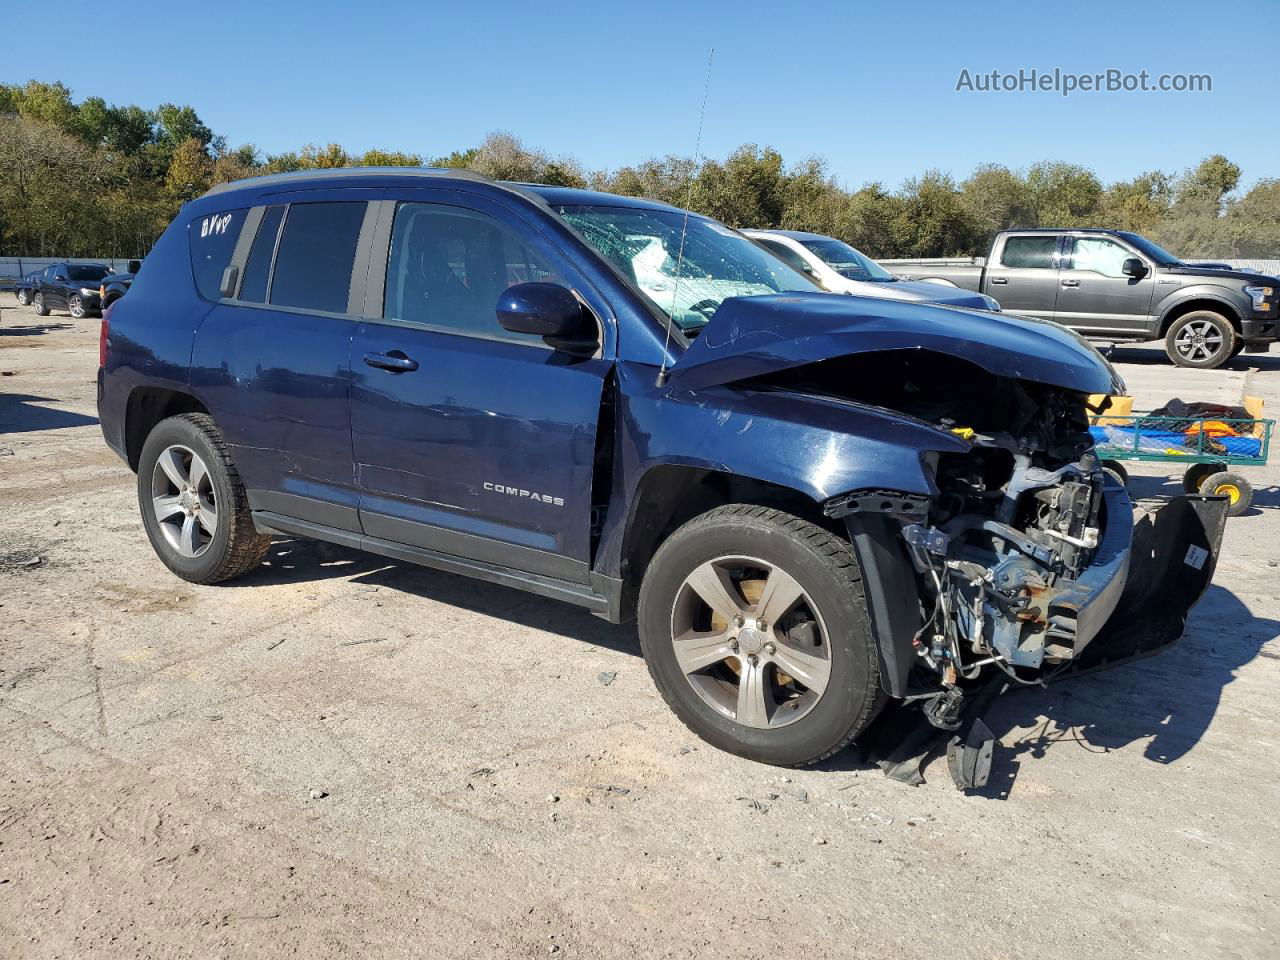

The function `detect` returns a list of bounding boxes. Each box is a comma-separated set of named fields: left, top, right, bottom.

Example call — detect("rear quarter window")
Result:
left=189, top=209, right=247, bottom=300
left=1000, top=236, right=1058, bottom=269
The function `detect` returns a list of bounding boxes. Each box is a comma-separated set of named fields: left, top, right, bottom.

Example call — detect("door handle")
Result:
left=363, top=351, right=419, bottom=373
left=989, top=277, right=1008, bottom=285
left=1061, top=279, right=1080, bottom=287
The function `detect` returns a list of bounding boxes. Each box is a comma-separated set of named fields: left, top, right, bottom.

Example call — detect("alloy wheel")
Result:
left=1175, top=319, right=1225, bottom=363
left=69, top=295, right=85, bottom=319
left=150, top=444, right=218, bottom=558
left=669, top=555, right=831, bottom=729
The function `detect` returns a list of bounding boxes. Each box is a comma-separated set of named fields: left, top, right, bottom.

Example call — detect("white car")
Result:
left=744, top=229, right=1002, bottom=312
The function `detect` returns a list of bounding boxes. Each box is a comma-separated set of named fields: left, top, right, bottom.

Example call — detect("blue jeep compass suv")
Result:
left=97, top=167, right=1226, bottom=771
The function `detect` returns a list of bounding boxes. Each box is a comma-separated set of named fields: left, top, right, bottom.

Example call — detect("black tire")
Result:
left=33, top=292, right=48, bottom=316
left=1230, top=340, right=1246, bottom=358
left=1165, top=311, right=1238, bottom=370
left=1183, top=462, right=1224, bottom=494
left=1101, top=459, right=1128, bottom=485
left=638, top=504, right=881, bottom=767
left=16, top=289, right=29, bottom=306
left=68, top=294, right=86, bottom=319
left=137, top=413, right=272, bottom=584
left=1199, top=470, right=1252, bottom=517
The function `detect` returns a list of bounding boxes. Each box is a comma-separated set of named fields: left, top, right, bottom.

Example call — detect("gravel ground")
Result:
left=1, top=299, right=1278, bottom=959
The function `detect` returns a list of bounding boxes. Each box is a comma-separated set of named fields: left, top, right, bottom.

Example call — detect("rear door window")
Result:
left=268, top=202, right=367, bottom=313
left=1000, top=236, right=1059, bottom=269
left=189, top=208, right=247, bottom=301
left=238, top=205, right=285, bottom=303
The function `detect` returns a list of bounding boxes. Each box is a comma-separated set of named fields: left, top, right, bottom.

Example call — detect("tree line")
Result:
left=2, top=80, right=1277, bottom=261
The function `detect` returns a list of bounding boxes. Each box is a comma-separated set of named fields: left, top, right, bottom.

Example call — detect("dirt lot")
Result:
left=1, top=299, right=1278, bottom=959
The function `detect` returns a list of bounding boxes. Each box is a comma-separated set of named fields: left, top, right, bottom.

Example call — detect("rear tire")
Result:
left=1166, top=311, right=1237, bottom=369
left=16, top=289, right=29, bottom=306
left=33, top=292, right=48, bottom=316
left=137, top=413, right=272, bottom=584
left=638, top=504, right=881, bottom=767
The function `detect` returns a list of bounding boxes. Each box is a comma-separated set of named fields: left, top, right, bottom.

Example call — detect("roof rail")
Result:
left=200, top=165, right=501, bottom=198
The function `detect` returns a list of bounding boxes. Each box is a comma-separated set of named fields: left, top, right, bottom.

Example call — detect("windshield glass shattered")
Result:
left=798, top=239, right=895, bottom=281
left=553, top=205, right=818, bottom=333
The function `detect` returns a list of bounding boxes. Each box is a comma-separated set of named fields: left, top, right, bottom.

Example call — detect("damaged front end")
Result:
left=812, top=354, right=1228, bottom=783
left=666, top=293, right=1228, bottom=786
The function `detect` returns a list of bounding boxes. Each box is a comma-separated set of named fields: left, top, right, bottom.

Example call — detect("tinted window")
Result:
left=68, top=264, right=110, bottom=282
left=269, top=202, right=366, bottom=313
left=189, top=209, right=247, bottom=301
left=757, top=238, right=812, bottom=274
left=239, top=205, right=284, bottom=303
left=43, top=266, right=57, bottom=279
left=384, top=203, right=563, bottom=341
left=1000, top=236, right=1058, bottom=269
left=1068, top=237, right=1132, bottom=278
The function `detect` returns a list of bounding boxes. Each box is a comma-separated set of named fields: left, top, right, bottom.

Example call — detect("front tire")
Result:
left=33, top=292, right=48, bottom=316
left=68, top=294, right=86, bottom=319
left=638, top=504, right=881, bottom=767
left=137, top=413, right=272, bottom=584
left=1166, top=311, right=1237, bottom=369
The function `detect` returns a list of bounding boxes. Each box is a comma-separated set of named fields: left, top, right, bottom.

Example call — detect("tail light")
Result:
left=99, top=310, right=110, bottom=368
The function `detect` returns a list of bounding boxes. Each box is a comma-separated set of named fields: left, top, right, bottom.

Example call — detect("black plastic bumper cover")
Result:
left=1053, top=493, right=1229, bottom=677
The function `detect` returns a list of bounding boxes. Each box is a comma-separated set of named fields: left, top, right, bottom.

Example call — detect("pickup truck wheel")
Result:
left=1166, top=311, right=1237, bottom=369
left=638, top=504, right=881, bottom=767
left=137, top=413, right=272, bottom=584
left=33, top=292, right=48, bottom=316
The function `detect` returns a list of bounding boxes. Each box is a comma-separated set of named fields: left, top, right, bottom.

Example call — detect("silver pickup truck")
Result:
left=889, top=228, right=1279, bottom=369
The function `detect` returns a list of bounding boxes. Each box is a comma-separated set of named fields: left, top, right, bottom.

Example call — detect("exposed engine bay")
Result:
left=773, top=350, right=1170, bottom=731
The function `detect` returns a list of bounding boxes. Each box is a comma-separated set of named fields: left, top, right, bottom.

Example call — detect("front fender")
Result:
left=1156, top=285, right=1248, bottom=327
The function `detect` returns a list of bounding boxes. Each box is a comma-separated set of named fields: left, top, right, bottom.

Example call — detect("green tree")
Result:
left=960, top=164, right=1033, bottom=243
left=1025, top=161, right=1103, bottom=226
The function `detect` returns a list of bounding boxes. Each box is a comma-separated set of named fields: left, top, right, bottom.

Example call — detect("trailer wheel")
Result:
left=1101, top=460, right=1128, bottom=485
left=1183, top=462, right=1225, bottom=494
left=1199, top=471, right=1252, bottom=516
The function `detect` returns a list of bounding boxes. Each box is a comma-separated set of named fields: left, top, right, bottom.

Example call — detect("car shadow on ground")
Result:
left=243, top=536, right=639, bottom=657
left=230, top=540, right=1278, bottom=789
left=0, top=322, right=73, bottom=338
left=1122, top=473, right=1280, bottom=515
left=0, top=393, right=99, bottom=433
left=969, top=584, right=1278, bottom=799
left=1100, top=343, right=1280, bottom=372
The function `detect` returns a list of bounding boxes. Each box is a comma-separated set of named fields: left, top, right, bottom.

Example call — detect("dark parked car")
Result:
left=13, top=270, right=42, bottom=306
left=96, top=168, right=1225, bottom=774
left=99, top=260, right=142, bottom=308
left=33, top=262, right=113, bottom=318
left=892, top=228, right=1279, bottom=369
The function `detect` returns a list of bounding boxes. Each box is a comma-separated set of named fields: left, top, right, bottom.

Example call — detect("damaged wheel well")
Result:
left=617, top=466, right=837, bottom=620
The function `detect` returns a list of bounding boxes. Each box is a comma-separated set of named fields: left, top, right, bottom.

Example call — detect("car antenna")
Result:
left=655, top=47, right=715, bottom=388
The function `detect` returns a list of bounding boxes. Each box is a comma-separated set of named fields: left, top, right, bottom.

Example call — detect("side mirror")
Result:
left=128, top=259, right=142, bottom=274
left=1121, top=257, right=1147, bottom=278
left=496, top=282, right=596, bottom=354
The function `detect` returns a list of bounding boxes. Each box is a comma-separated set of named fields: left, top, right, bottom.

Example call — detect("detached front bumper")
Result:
left=1054, top=493, right=1228, bottom=675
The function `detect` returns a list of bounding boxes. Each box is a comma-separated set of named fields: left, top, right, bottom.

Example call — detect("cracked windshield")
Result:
left=554, top=205, right=817, bottom=333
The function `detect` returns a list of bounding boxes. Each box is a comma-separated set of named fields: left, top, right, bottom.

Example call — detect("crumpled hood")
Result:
left=839, top=277, right=992, bottom=310
left=671, top=292, right=1123, bottom=395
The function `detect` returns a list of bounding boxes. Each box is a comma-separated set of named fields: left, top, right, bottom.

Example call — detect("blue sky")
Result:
left=12, top=0, right=1278, bottom=190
